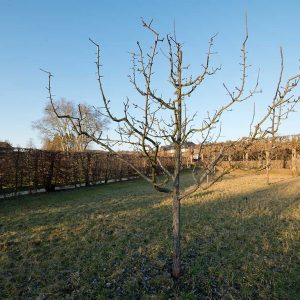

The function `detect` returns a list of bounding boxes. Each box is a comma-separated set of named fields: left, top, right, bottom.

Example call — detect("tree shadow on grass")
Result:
left=0, top=171, right=194, bottom=232
left=98, top=177, right=300, bottom=299
left=1, top=175, right=299, bottom=299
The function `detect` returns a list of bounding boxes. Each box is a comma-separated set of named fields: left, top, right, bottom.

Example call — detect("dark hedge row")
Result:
left=1, top=138, right=299, bottom=197
left=0, top=148, right=174, bottom=196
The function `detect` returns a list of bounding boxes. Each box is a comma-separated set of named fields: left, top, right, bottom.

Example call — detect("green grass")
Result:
left=0, top=171, right=299, bottom=299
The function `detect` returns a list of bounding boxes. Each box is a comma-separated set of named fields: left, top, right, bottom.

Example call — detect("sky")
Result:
left=0, top=0, right=299, bottom=148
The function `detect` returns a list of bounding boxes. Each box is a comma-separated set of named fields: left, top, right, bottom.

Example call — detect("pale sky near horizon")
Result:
left=0, top=0, right=299, bottom=148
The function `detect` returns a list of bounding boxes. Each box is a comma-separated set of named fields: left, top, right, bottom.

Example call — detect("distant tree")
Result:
left=43, top=18, right=300, bottom=278
left=26, top=138, right=36, bottom=149
left=42, top=134, right=65, bottom=151
left=33, top=99, right=107, bottom=151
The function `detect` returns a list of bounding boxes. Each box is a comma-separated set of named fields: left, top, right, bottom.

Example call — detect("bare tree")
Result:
left=25, top=138, right=36, bottom=149
left=251, top=47, right=300, bottom=184
left=33, top=98, right=106, bottom=152
left=42, top=18, right=300, bottom=278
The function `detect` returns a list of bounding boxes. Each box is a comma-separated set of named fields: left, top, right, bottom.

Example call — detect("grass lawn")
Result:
left=0, top=170, right=299, bottom=299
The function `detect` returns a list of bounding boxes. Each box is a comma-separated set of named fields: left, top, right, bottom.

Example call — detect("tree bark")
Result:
left=172, top=144, right=181, bottom=279
left=172, top=48, right=182, bottom=279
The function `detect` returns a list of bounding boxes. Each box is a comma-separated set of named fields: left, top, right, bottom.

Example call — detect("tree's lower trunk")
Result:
left=172, top=141, right=181, bottom=278
left=172, top=184, right=181, bottom=278
left=172, top=53, right=183, bottom=279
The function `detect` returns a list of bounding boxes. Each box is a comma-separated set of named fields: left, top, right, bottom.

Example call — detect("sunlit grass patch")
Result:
left=0, top=171, right=299, bottom=299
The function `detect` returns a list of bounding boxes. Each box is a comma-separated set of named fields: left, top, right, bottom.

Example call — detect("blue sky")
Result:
left=0, top=0, right=299, bottom=148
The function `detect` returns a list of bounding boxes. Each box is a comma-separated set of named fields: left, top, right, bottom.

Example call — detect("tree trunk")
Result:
left=172, top=47, right=183, bottom=279
left=172, top=144, right=181, bottom=278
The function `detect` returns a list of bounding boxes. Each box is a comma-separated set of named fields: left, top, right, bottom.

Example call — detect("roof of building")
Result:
left=161, top=141, right=196, bottom=151
left=0, top=141, right=12, bottom=149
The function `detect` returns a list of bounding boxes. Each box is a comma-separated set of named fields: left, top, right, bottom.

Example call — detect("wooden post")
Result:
left=282, top=149, right=287, bottom=169
left=265, top=150, right=270, bottom=185
left=228, top=154, right=232, bottom=168
left=258, top=152, right=263, bottom=168
left=213, top=153, right=216, bottom=174
left=291, top=148, right=298, bottom=176
left=14, top=148, right=20, bottom=196
left=190, top=149, right=193, bottom=166
left=245, top=152, right=249, bottom=167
